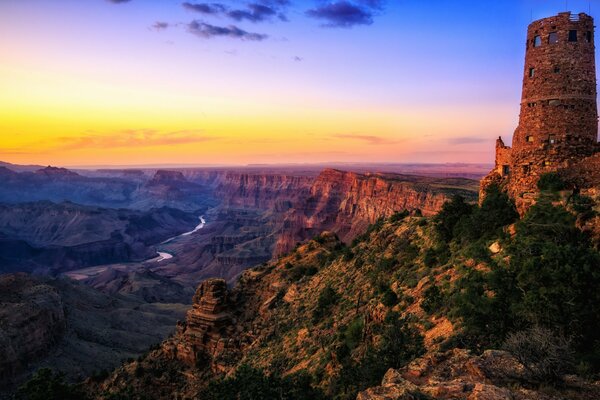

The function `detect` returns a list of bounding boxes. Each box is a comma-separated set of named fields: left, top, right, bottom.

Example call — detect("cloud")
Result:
left=106, top=0, right=132, bottom=3
left=332, top=134, right=398, bottom=145
left=187, top=20, right=268, bottom=40
left=151, top=21, right=170, bottom=31
left=306, top=1, right=374, bottom=27
left=182, top=2, right=227, bottom=15
left=228, top=3, right=277, bottom=22
left=183, top=1, right=285, bottom=23
left=447, top=136, right=488, bottom=145
left=58, top=129, right=216, bottom=150
left=293, top=56, right=303, bottom=62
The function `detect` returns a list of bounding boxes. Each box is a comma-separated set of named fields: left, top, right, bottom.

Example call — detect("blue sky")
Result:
left=0, top=0, right=597, bottom=166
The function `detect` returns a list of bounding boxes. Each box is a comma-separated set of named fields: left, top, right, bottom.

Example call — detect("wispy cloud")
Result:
left=183, top=1, right=288, bottom=23
left=58, top=129, right=216, bottom=150
left=182, top=2, right=227, bottom=15
left=150, top=21, right=170, bottom=31
left=306, top=1, right=374, bottom=27
left=106, top=0, right=132, bottom=3
left=187, top=20, right=268, bottom=40
left=332, top=133, right=398, bottom=145
left=447, top=136, right=488, bottom=145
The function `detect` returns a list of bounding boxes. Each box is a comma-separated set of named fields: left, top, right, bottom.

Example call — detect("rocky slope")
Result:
left=0, top=273, right=66, bottom=387
left=91, top=196, right=600, bottom=399
left=0, top=273, right=189, bottom=392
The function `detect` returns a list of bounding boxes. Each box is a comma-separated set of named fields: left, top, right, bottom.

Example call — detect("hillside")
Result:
left=0, top=273, right=189, bottom=393
left=87, top=182, right=600, bottom=400
left=0, top=202, right=199, bottom=275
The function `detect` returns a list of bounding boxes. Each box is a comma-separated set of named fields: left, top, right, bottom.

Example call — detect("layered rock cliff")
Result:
left=274, top=169, right=478, bottom=254
left=212, top=172, right=314, bottom=210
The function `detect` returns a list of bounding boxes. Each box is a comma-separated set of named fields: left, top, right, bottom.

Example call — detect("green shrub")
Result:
left=503, top=326, right=574, bottom=383
left=451, top=200, right=600, bottom=370
left=421, top=285, right=444, bottom=314
left=202, top=365, right=327, bottom=400
left=537, top=172, right=567, bottom=192
left=16, top=368, right=88, bottom=400
left=381, top=288, right=398, bottom=307
left=389, top=210, right=409, bottom=223
left=312, top=285, right=338, bottom=323
left=433, top=195, right=474, bottom=242
left=331, top=314, right=424, bottom=399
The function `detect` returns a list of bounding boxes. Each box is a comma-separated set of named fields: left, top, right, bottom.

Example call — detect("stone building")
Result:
left=481, top=12, right=600, bottom=212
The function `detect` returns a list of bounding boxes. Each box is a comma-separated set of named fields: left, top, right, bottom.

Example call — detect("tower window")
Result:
left=548, top=134, right=557, bottom=144
left=549, top=32, right=559, bottom=44
left=544, top=160, right=552, bottom=167
left=569, top=30, right=578, bottom=42
left=586, top=31, right=592, bottom=43
left=554, top=66, right=561, bottom=73
left=522, top=164, right=531, bottom=174
left=529, top=67, right=535, bottom=78
left=502, top=165, right=510, bottom=176
left=526, top=135, right=534, bottom=143
left=533, top=35, right=542, bottom=47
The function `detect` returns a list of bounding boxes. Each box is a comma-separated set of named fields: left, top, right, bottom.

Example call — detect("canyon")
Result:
left=0, top=161, right=482, bottom=394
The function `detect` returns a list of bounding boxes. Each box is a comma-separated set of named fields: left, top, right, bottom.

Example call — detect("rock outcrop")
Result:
left=0, top=273, right=66, bottom=387
left=163, top=279, right=235, bottom=369
left=358, top=349, right=600, bottom=400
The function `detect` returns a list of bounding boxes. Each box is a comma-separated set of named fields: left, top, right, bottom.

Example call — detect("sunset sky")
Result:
left=0, top=0, right=597, bottom=167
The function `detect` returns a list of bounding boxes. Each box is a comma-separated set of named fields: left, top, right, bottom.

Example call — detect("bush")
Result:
left=312, top=285, right=338, bottom=322
left=16, top=368, right=88, bottom=400
left=381, top=288, right=398, bottom=307
left=454, top=184, right=518, bottom=244
left=503, top=326, right=574, bottom=383
left=389, top=210, right=409, bottom=223
left=433, top=195, right=474, bottom=242
left=571, top=194, right=596, bottom=221
left=343, top=317, right=364, bottom=350
left=421, top=285, right=444, bottom=314
left=202, top=365, right=327, bottom=400
left=451, top=200, right=600, bottom=369
left=537, top=172, right=567, bottom=192
left=331, top=315, right=424, bottom=399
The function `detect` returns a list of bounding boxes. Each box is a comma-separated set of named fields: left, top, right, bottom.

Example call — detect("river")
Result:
left=151, top=216, right=206, bottom=262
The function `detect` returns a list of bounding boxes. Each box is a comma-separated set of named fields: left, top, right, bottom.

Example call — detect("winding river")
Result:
left=151, top=216, right=206, bottom=262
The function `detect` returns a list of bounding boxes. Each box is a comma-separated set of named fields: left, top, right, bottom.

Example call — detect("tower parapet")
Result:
left=481, top=12, right=600, bottom=211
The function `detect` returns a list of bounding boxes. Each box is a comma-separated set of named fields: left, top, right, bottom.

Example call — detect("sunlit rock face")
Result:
left=165, top=278, right=235, bottom=369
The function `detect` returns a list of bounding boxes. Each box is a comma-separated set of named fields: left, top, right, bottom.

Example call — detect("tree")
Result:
left=15, top=368, right=88, bottom=400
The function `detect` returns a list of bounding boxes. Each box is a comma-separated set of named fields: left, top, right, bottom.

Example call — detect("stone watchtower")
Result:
left=481, top=12, right=600, bottom=211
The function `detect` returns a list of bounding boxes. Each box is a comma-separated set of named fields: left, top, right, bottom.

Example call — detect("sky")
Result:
left=0, top=0, right=597, bottom=167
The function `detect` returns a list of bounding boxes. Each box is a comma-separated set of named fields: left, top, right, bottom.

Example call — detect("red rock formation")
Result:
left=164, top=279, right=235, bottom=369
left=213, top=172, right=313, bottom=209
left=275, top=169, right=474, bottom=254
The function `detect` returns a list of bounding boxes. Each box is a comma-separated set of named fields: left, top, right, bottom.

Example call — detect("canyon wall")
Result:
left=274, top=169, right=477, bottom=254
